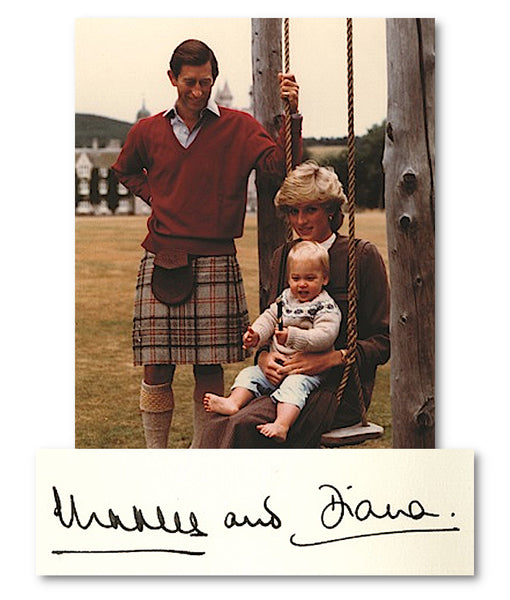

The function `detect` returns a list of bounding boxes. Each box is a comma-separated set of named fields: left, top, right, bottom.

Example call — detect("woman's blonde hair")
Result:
left=287, top=241, right=330, bottom=279
left=274, top=160, right=347, bottom=208
left=274, top=161, right=347, bottom=231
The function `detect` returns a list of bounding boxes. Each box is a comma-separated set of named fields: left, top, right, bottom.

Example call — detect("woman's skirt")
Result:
left=132, top=251, right=250, bottom=366
left=197, top=370, right=370, bottom=448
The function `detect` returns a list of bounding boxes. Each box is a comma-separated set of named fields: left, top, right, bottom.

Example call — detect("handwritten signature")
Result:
left=289, top=483, right=459, bottom=547
left=50, top=483, right=459, bottom=556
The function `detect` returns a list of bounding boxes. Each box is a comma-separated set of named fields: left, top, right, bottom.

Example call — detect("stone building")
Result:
left=215, top=81, right=233, bottom=107
left=75, top=138, right=133, bottom=215
left=75, top=103, right=151, bottom=216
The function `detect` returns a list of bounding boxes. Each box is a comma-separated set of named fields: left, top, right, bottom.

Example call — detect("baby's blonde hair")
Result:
left=287, top=241, right=330, bottom=279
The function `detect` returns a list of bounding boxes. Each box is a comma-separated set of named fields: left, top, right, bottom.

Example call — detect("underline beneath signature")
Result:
left=52, top=548, right=205, bottom=556
left=290, top=526, right=461, bottom=547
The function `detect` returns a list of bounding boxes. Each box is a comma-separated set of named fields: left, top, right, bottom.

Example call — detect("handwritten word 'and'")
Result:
left=50, top=484, right=460, bottom=556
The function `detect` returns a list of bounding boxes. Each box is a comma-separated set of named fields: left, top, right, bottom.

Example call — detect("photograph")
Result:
left=75, top=17, right=424, bottom=450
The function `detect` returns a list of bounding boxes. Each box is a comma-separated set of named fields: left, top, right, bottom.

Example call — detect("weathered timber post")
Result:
left=383, top=18, right=435, bottom=448
left=251, top=18, right=288, bottom=312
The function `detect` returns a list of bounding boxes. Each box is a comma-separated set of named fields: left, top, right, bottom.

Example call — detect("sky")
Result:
left=75, top=18, right=387, bottom=138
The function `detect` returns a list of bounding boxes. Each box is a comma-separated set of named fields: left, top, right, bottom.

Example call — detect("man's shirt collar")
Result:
left=163, top=98, right=220, bottom=120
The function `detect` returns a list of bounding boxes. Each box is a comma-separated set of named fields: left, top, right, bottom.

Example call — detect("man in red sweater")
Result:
left=112, top=39, right=302, bottom=449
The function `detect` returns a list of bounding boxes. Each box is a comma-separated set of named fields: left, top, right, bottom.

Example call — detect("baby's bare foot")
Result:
left=203, top=393, right=240, bottom=416
left=256, top=422, right=288, bottom=442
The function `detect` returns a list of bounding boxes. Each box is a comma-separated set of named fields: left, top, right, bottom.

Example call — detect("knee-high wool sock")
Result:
left=139, top=380, right=175, bottom=449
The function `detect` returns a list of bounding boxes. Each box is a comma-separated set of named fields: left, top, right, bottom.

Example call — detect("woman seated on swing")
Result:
left=198, top=160, right=390, bottom=448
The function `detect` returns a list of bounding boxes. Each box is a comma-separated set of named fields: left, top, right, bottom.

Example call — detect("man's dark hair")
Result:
left=169, top=39, right=219, bottom=80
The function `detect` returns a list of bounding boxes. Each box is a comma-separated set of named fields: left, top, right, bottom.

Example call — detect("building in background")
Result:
left=75, top=103, right=150, bottom=216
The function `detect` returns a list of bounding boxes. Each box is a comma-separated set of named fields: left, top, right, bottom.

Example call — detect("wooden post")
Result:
left=383, top=19, right=435, bottom=448
left=251, top=18, right=288, bottom=312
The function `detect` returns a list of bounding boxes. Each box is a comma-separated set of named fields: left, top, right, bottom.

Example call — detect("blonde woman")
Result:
left=199, top=161, right=390, bottom=448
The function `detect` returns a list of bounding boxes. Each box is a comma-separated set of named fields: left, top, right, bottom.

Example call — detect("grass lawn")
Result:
left=75, top=210, right=391, bottom=448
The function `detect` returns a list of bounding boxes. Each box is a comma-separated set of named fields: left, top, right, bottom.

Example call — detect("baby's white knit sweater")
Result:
left=251, top=288, right=342, bottom=356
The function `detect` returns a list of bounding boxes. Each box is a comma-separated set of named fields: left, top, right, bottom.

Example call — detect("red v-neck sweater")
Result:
left=112, top=107, right=302, bottom=255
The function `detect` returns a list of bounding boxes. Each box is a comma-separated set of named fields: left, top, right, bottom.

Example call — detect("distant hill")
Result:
left=75, top=112, right=352, bottom=150
left=75, top=114, right=133, bottom=148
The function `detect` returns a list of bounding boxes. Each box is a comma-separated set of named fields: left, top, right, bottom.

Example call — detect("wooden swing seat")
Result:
left=321, top=421, right=384, bottom=447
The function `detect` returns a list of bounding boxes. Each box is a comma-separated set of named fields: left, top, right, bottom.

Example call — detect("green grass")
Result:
left=75, top=211, right=391, bottom=448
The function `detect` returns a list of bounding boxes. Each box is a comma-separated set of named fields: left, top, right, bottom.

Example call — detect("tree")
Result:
left=355, top=123, right=385, bottom=209
left=251, top=18, right=289, bottom=312
left=303, top=121, right=386, bottom=209
left=383, top=18, right=435, bottom=449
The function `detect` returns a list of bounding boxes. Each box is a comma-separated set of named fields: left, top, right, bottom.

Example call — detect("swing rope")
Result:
left=281, top=18, right=367, bottom=427
left=283, top=18, right=295, bottom=243
left=283, top=17, right=293, bottom=176
left=334, top=18, right=367, bottom=426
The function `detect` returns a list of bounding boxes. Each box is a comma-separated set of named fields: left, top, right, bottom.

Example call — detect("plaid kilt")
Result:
left=133, top=251, right=250, bottom=366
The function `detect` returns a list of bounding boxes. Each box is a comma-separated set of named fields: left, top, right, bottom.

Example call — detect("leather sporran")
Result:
left=151, top=249, right=194, bottom=305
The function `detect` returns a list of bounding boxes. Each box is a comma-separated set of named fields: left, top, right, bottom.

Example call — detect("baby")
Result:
left=203, top=241, right=341, bottom=442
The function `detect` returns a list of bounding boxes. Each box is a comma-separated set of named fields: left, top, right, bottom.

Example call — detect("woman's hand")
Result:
left=279, top=349, right=346, bottom=377
left=258, top=350, right=288, bottom=386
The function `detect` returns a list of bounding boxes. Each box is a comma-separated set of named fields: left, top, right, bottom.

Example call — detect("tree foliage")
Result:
left=304, top=121, right=386, bottom=209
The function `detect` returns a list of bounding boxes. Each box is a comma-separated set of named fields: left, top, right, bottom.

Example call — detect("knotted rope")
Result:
left=334, top=18, right=367, bottom=426
left=283, top=18, right=295, bottom=242
left=283, top=17, right=293, bottom=176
